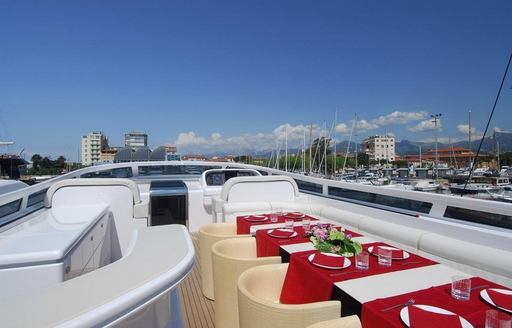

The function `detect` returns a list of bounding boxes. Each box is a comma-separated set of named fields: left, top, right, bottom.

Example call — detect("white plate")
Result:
left=283, top=212, right=305, bottom=219
left=480, top=288, right=512, bottom=314
left=400, top=304, right=473, bottom=328
left=267, top=229, right=298, bottom=239
left=368, top=246, right=410, bottom=260
left=244, top=216, right=269, bottom=222
left=308, top=253, right=351, bottom=270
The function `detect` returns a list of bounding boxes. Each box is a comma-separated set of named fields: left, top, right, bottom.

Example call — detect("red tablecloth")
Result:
left=236, top=213, right=318, bottom=234
left=279, top=243, right=437, bottom=304
left=256, top=226, right=312, bottom=257
left=361, top=277, right=506, bottom=328
left=256, top=226, right=362, bottom=257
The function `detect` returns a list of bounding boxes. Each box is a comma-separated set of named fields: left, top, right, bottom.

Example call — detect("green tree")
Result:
left=31, top=154, right=42, bottom=170
left=356, top=152, right=369, bottom=167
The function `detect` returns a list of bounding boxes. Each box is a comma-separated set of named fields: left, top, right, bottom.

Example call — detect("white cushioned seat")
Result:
left=418, top=232, right=512, bottom=283
left=359, top=217, right=427, bottom=249
left=320, top=207, right=364, bottom=231
left=215, top=176, right=302, bottom=222
left=222, top=202, right=272, bottom=222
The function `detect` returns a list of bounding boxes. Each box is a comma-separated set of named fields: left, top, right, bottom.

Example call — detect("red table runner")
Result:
left=236, top=213, right=318, bottom=234
left=279, top=243, right=437, bottom=304
left=361, top=277, right=506, bottom=328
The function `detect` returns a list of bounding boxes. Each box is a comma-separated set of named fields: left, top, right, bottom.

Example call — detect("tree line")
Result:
left=29, top=154, right=80, bottom=175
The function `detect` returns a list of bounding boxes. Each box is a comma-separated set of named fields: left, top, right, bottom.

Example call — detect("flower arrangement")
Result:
left=309, top=224, right=362, bottom=256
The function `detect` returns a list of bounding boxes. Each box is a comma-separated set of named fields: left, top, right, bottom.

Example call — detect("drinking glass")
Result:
left=270, top=213, right=278, bottom=223
left=302, top=218, right=311, bottom=235
left=378, top=247, right=392, bottom=267
left=284, top=219, right=294, bottom=230
left=486, top=309, right=512, bottom=328
left=355, top=251, right=369, bottom=270
left=451, top=276, right=471, bottom=301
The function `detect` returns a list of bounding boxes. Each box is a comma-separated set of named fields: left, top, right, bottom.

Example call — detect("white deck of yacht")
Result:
left=179, top=233, right=215, bottom=328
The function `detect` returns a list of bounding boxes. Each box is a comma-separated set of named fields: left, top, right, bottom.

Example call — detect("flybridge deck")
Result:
left=0, top=161, right=509, bottom=327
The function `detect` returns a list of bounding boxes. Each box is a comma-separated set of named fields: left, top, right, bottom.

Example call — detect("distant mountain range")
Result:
left=395, top=132, right=512, bottom=155
left=201, top=132, right=512, bottom=158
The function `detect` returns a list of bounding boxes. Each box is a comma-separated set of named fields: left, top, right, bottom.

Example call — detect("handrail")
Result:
left=0, top=161, right=510, bottom=231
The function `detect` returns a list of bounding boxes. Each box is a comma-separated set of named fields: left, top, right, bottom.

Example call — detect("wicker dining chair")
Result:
left=198, top=222, right=250, bottom=300
left=212, top=237, right=281, bottom=328
left=238, top=263, right=354, bottom=328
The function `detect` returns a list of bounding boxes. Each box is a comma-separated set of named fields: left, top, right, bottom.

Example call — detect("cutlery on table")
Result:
left=381, top=298, right=415, bottom=312
left=400, top=261, right=422, bottom=266
left=329, top=270, right=362, bottom=277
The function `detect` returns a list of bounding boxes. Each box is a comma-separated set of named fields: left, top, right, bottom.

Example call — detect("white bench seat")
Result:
left=0, top=225, right=194, bottom=328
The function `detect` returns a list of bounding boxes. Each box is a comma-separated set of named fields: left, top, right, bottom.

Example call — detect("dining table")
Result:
left=235, top=211, right=512, bottom=327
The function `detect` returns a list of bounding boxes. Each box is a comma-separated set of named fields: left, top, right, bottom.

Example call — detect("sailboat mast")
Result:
left=285, top=125, right=288, bottom=172
left=303, top=131, right=306, bottom=174
left=309, top=124, right=313, bottom=174
left=468, top=110, right=472, bottom=150
left=324, top=121, right=327, bottom=177
left=333, top=111, right=337, bottom=177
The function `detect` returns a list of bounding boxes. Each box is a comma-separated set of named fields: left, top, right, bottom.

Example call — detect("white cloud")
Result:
left=273, top=124, right=324, bottom=142
left=354, top=119, right=378, bottom=131
left=408, top=119, right=442, bottom=132
left=211, top=133, right=222, bottom=141
left=175, top=131, right=207, bottom=145
left=335, top=123, right=350, bottom=134
left=174, top=123, right=329, bottom=154
left=456, top=124, right=476, bottom=134
left=373, top=111, right=428, bottom=125
left=494, top=127, right=509, bottom=133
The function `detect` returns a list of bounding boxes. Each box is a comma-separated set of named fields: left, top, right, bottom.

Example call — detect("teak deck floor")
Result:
left=179, top=233, right=215, bottom=328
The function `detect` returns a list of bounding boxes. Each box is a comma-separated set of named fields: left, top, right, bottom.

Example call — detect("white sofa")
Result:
left=212, top=176, right=309, bottom=222
left=214, top=188, right=512, bottom=287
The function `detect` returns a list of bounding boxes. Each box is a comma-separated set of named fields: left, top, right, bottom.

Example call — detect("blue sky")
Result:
left=1, top=0, right=511, bottom=160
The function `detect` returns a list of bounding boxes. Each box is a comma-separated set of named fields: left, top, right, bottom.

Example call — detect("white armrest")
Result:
left=133, top=200, right=149, bottom=219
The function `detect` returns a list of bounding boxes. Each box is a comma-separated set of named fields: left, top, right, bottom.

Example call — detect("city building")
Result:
left=124, top=132, right=148, bottom=149
left=100, top=147, right=121, bottom=163
left=81, top=132, right=109, bottom=166
left=362, top=135, right=396, bottom=162
left=404, top=147, right=475, bottom=167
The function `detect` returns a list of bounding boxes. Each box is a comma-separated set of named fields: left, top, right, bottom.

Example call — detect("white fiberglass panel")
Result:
left=228, top=181, right=296, bottom=203
left=0, top=204, right=109, bottom=266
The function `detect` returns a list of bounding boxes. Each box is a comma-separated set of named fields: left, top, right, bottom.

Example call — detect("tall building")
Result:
left=81, top=132, right=109, bottom=166
left=124, top=132, right=148, bottom=149
left=362, top=135, right=396, bottom=162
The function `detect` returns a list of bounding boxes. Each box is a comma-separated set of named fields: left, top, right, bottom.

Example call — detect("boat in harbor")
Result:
left=0, top=160, right=510, bottom=327
left=413, top=179, right=441, bottom=192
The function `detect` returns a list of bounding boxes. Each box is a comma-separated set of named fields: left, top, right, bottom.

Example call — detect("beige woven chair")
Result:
left=306, top=317, right=362, bottom=328
left=212, top=237, right=281, bottom=328
left=198, top=222, right=250, bottom=300
left=237, top=263, right=344, bottom=328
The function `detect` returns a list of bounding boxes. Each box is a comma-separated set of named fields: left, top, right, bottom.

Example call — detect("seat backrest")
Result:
left=220, top=176, right=299, bottom=203
left=237, top=263, right=341, bottom=328
left=359, top=217, right=427, bottom=249
left=212, top=237, right=281, bottom=328
left=46, top=178, right=141, bottom=208
left=45, top=178, right=147, bottom=254
left=418, top=232, right=512, bottom=279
